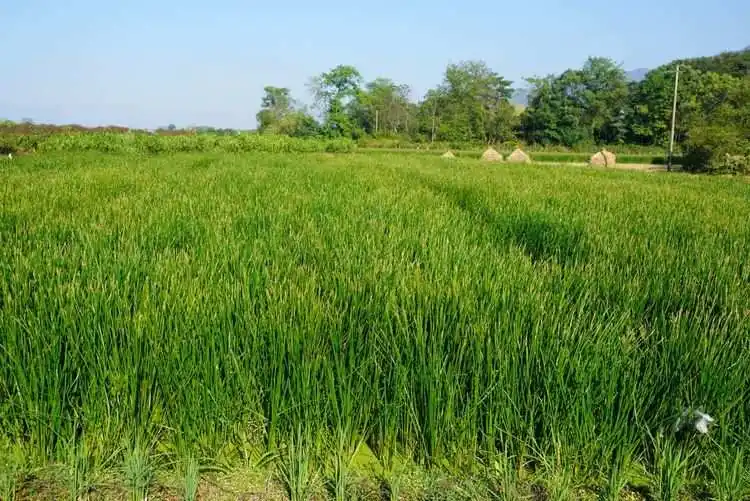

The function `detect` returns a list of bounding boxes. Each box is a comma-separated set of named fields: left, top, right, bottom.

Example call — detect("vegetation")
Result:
left=0, top=120, right=238, bottom=136
left=256, top=86, right=321, bottom=138
left=679, top=73, right=750, bottom=173
left=521, top=58, right=629, bottom=146
left=675, top=47, right=750, bottom=78
left=0, top=132, right=355, bottom=154
left=626, top=63, right=750, bottom=171
left=359, top=148, right=681, bottom=165
left=1, top=152, right=749, bottom=499
left=4, top=48, right=750, bottom=171
left=251, top=50, right=750, bottom=172
left=0, top=131, right=680, bottom=164
left=416, top=61, right=517, bottom=144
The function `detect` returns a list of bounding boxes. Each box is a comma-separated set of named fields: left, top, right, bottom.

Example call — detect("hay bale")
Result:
left=507, top=148, right=531, bottom=163
left=481, top=147, right=503, bottom=162
left=590, top=149, right=616, bottom=167
left=441, top=151, right=456, bottom=159
left=601, top=149, right=616, bottom=166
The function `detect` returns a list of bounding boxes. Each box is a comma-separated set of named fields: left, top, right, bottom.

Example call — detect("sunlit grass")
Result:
left=1, top=152, right=749, bottom=499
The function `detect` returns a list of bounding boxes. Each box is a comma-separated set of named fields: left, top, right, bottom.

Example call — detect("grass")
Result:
left=1, top=152, right=749, bottom=500
left=1, top=132, right=676, bottom=164
left=358, top=148, right=681, bottom=165
left=0, top=132, right=356, bottom=155
left=356, top=137, right=671, bottom=155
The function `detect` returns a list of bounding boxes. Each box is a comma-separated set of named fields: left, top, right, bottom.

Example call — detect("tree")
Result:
left=281, top=111, right=321, bottom=138
left=578, top=57, right=629, bottom=143
left=521, top=57, right=629, bottom=146
left=256, top=87, right=321, bottom=137
left=677, top=47, right=750, bottom=78
left=682, top=75, right=750, bottom=172
left=521, top=74, right=587, bottom=146
left=249, top=48, right=750, bottom=150
left=444, top=61, right=514, bottom=143
left=309, top=65, right=363, bottom=137
left=256, top=86, right=295, bottom=133
left=626, top=64, right=741, bottom=146
left=419, top=61, right=515, bottom=144
left=350, top=78, right=414, bottom=136
left=416, top=88, right=447, bottom=143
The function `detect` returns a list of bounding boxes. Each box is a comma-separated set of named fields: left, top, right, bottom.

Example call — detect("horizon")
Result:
left=1, top=0, right=748, bottom=129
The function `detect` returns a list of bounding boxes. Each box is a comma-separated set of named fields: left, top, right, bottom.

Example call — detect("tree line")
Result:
left=258, top=49, right=750, bottom=171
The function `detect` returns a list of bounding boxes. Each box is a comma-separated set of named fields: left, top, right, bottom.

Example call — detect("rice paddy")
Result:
left=1, top=152, right=749, bottom=500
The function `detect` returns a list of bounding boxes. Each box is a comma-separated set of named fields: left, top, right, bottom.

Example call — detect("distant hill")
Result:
left=626, top=68, right=649, bottom=82
left=511, top=88, right=530, bottom=106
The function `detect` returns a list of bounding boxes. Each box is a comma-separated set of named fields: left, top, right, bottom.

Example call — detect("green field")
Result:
left=358, top=148, right=681, bottom=166
left=1, top=153, right=749, bottom=500
left=1, top=131, right=673, bottom=165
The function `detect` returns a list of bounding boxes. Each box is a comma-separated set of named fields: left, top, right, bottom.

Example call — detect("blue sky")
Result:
left=1, top=0, right=747, bottom=129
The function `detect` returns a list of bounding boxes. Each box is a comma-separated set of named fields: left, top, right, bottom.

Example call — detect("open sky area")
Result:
left=1, top=0, right=748, bottom=129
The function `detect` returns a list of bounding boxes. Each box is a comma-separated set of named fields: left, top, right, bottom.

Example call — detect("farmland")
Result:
left=1, top=152, right=749, bottom=500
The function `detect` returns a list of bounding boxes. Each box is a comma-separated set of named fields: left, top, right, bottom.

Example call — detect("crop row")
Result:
left=0, top=132, right=356, bottom=154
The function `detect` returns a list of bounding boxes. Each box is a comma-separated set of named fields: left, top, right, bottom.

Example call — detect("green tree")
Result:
left=521, top=73, right=587, bottom=146
left=416, top=88, right=447, bottom=143
left=578, top=57, right=629, bottom=143
left=309, top=65, right=363, bottom=137
left=283, top=111, right=321, bottom=138
left=419, top=61, right=515, bottom=144
left=352, top=78, right=413, bottom=136
left=256, top=86, right=295, bottom=133
left=256, top=87, right=320, bottom=137
left=521, top=57, right=629, bottom=146
left=678, top=47, right=750, bottom=78
left=626, top=64, right=742, bottom=146
left=682, top=75, right=750, bottom=172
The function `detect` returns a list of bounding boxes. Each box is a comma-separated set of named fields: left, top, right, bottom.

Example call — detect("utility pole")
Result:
left=374, top=109, right=379, bottom=136
left=667, top=64, right=680, bottom=172
left=431, top=102, right=437, bottom=144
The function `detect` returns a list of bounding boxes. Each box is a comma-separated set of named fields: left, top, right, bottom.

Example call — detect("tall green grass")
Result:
left=0, top=132, right=355, bottom=154
left=0, top=152, right=748, bottom=499
left=1, top=131, right=676, bottom=164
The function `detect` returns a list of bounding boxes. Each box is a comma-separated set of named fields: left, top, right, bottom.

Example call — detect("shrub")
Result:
left=718, top=153, right=750, bottom=174
left=0, top=133, right=356, bottom=155
left=683, top=125, right=750, bottom=174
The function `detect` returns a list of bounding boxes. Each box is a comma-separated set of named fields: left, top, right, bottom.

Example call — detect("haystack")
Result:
left=481, top=147, right=503, bottom=162
left=442, top=151, right=456, bottom=159
left=506, top=148, right=531, bottom=163
left=590, top=149, right=616, bottom=167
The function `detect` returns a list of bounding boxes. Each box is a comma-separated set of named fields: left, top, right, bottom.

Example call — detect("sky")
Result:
left=1, top=0, right=748, bottom=129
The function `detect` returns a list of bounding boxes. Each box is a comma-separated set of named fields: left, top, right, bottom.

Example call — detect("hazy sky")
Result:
left=1, top=0, right=747, bottom=129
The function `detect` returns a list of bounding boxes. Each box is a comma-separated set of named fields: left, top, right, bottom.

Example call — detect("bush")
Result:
left=718, top=153, right=750, bottom=174
left=683, top=126, right=750, bottom=174
left=0, top=133, right=357, bottom=155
